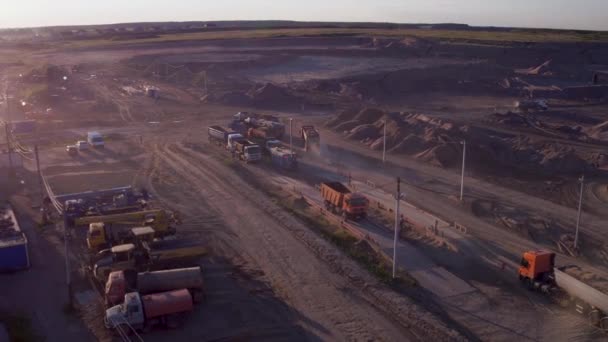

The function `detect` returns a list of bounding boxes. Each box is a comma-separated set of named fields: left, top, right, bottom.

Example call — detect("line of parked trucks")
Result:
left=60, top=186, right=206, bottom=334
left=207, top=112, right=321, bottom=170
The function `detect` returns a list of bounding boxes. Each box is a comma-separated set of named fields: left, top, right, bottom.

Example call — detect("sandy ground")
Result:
left=1, top=31, right=608, bottom=341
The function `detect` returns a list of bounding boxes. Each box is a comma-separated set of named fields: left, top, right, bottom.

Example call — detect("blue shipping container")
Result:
left=0, top=204, right=30, bottom=272
left=0, top=237, right=29, bottom=272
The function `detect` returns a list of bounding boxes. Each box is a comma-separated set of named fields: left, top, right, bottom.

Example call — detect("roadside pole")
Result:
left=382, top=120, right=386, bottom=164
left=393, top=177, right=401, bottom=279
left=460, top=140, right=466, bottom=201
left=574, top=175, right=584, bottom=250
left=64, top=219, right=71, bottom=303
left=34, top=145, right=44, bottom=204
left=289, top=118, right=293, bottom=153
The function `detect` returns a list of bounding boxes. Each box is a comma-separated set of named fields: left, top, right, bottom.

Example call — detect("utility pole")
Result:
left=382, top=120, right=387, bottom=164
left=34, top=145, right=44, bottom=204
left=4, top=82, right=13, bottom=169
left=64, top=220, right=71, bottom=302
left=460, top=140, right=466, bottom=201
left=393, top=177, right=401, bottom=279
left=574, top=175, right=584, bottom=250
left=289, top=118, right=293, bottom=153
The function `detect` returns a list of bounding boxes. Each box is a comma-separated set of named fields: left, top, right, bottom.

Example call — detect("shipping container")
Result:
left=0, top=204, right=30, bottom=272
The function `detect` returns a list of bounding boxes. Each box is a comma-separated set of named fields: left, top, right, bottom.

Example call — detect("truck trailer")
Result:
left=93, top=240, right=206, bottom=282
left=105, top=267, right=204, bottom=306
left=104, top=289, right=194, bottom=332
left=519, top=250, right=608, bottom=329
left=300, top=125, right=320, bottom=152
left=207, top=125, right=235, bottom=147
left=320, top=182, right=369, bottom=220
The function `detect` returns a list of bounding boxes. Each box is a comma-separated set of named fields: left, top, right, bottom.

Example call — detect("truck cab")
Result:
left=105, top=292, right=145, bottom=330
left=87, top=131, right=105, bottom=148
left=518, top=250, right=555, bottom=282
left=343, top=193, right=369, bottom=219
left=227, top=133, right=245, bottom=150
left=88, top=224, right=156, bottom=252
left=105, top=270, right=131, bottom=306
left=94, top=244, right=141, bottom=281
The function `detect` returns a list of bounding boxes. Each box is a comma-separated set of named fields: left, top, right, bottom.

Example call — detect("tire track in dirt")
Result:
left=153, top=141, right=464, bottom=341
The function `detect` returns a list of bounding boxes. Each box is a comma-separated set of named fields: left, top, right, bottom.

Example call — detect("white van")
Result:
left=87, top=131, right=105, bottom=148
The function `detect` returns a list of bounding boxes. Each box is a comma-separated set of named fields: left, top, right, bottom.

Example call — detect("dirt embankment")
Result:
left=326, top=107, right=604, bottom=177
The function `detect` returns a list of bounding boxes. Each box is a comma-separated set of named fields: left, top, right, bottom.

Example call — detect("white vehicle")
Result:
left=87, top=131, right=105, bottom=148
left=226, top=133, right=244, bottom=151
left=76, top=141, right=90, bottom=150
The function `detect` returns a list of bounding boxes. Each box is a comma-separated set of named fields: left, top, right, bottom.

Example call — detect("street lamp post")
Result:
left=574, top=175, right=584, bottom=249
left=289, top=118, right=293, bottom=153
left=382, top=120, right=386, bottom=164
left=460, top=140, right=466, bottom=201
left=393, top=177, right=403, bottom=279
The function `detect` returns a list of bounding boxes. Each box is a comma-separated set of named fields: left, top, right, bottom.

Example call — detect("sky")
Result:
left=0, top=0, right=607, bottom=31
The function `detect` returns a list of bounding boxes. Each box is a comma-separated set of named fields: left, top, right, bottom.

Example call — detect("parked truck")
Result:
left=300, top=125, right=320, bottom=152
left=234, top=140, right=262, bottom=163
left=105, top=267, right=204, bottom=306
left=207, top=125, right=235, bottom=147
left=93, top=240, right=206, bottom=282
left=519, top=250, right=608, bottom=329
left=320, top=182, right=369, bottom=220
left=87, top=222, right=174, bottom=252
left=269, top=146, right=297, bottom=170
left=104, top=289, right=194, bottom=332
left=231, top=112, right=285, bottom=139
left=74, top=209, right=176, bottom=231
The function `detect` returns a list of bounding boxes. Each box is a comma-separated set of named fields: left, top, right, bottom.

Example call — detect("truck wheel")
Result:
left=114, top=324, right=133, bottom=336
left=589, top=309, right=602, bottom=326
left=600, top=317, right=608, bottom=331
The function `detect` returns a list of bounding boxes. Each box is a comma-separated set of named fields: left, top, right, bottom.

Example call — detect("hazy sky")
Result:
left=1, top=0, right=607, bottom=31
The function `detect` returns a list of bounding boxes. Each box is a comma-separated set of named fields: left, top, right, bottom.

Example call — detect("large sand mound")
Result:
left=327, top=107, right=599, bottom=175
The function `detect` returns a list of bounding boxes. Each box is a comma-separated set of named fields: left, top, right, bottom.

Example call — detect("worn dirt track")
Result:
left=146, top=138, right=463, bottom=341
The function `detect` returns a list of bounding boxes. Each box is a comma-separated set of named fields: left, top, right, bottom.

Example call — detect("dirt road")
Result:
left=145, top=139, right=462, bottom=341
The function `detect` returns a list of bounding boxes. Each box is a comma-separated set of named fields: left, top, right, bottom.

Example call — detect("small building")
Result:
left=0, top=203, right=30, bottom=272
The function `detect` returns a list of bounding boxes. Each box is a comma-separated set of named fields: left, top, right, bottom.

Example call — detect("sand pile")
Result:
left=515, top=60, right=552, bottom=75
left=328, top=107, right=600, bottom=175
left=248, top=83, right=302, bottom=108
left=587, top=120, right=608, bottom=141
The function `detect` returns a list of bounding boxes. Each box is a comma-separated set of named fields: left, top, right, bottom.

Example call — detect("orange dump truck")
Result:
left=320, top=182, right=368, bottom=220
left=519, top=250, right=608, bottom=329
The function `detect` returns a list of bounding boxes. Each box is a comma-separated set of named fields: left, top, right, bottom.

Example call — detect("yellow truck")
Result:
left=92, top=239, right=206, bottom=282
left=87, top=224, right=165, bottom=252
left=75, top=209, right=177, bottom=230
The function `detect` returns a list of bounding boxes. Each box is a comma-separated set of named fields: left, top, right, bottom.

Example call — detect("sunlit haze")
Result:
left=1, top=0, right=607, bottom=30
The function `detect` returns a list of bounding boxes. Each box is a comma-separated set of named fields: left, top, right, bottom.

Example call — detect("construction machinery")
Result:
left=105, top=267, right=204, bottom=306
left=104, top=289, right=194, bottom=332
left=93, top=240, right=206, bottom=282
left=518, top=250, right=608, bottom=329
left=320, top=182, right=368, bottom=220
left=300, top=125, right=320, bottom=152
left=87, top=223, right=174, bottom=252
left=269, top=146, right=297, bottom=170
left=74, top=209, right=176, bottom=231
left=231, top=112, right=285, bottom=139
left=62, top=186, right=148, bottom=227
